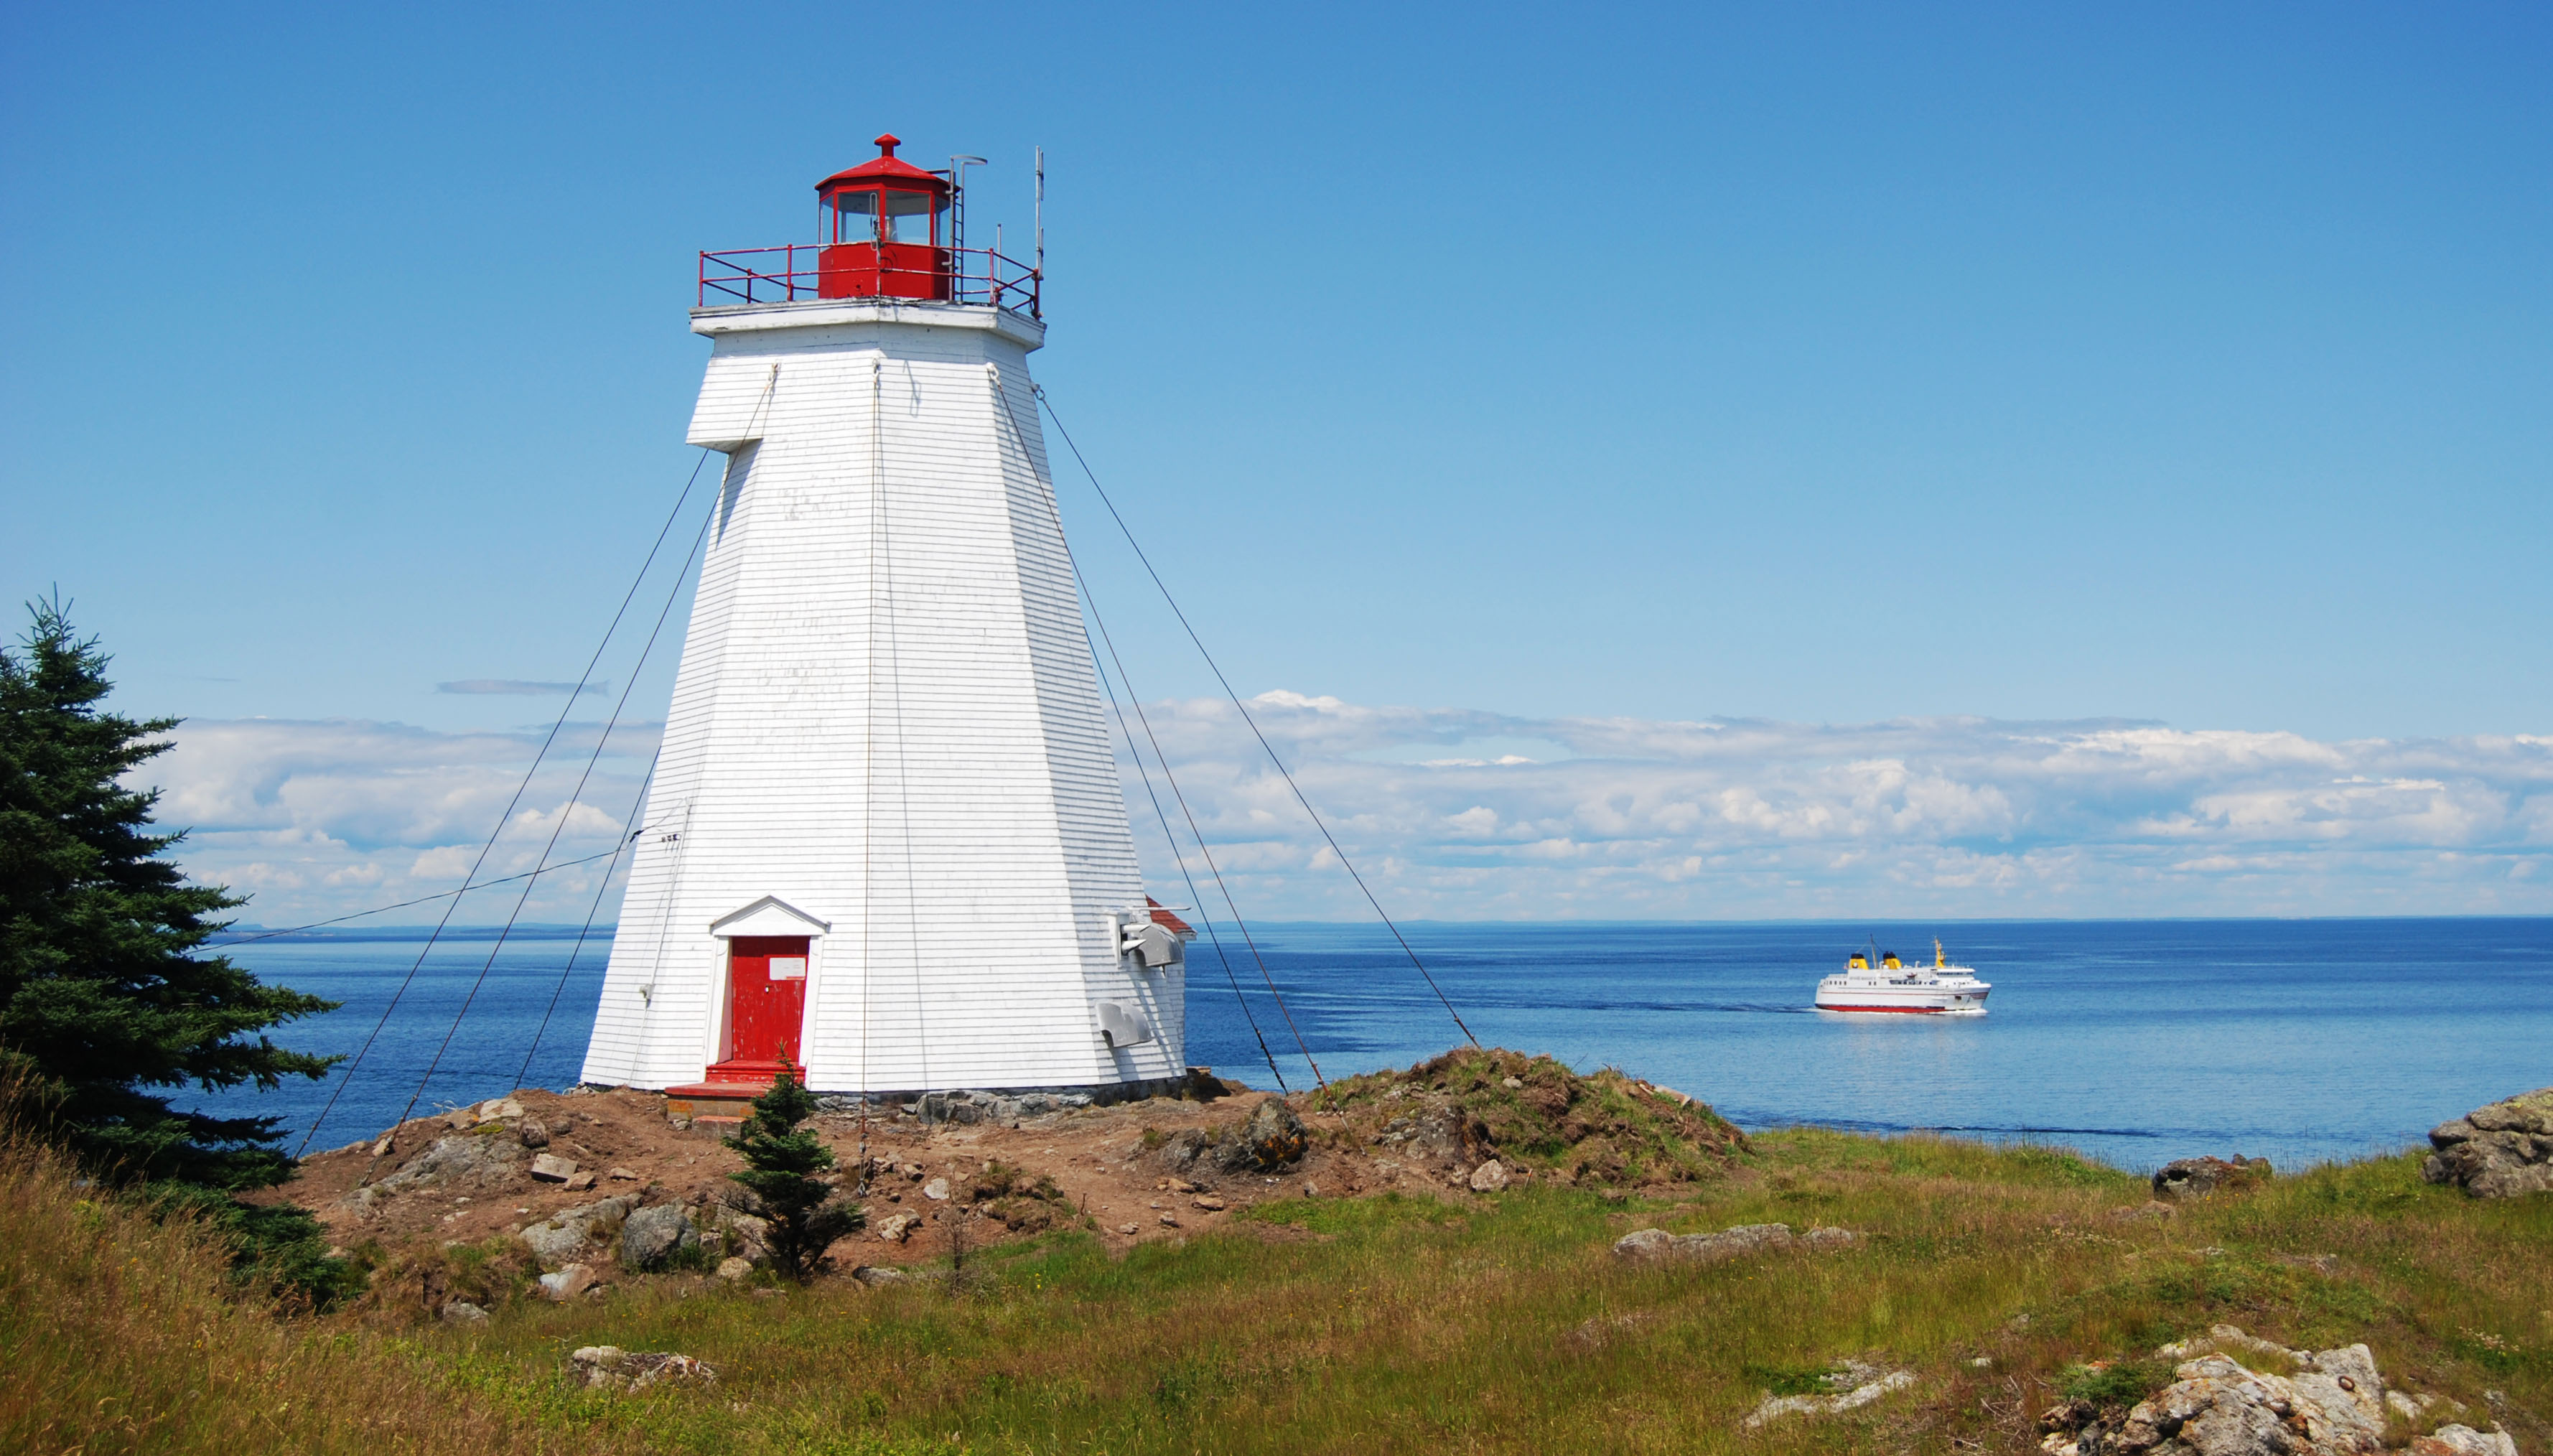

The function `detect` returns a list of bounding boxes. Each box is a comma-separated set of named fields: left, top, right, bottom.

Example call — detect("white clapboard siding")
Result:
left=579, top=299, right=1182, bottom=1093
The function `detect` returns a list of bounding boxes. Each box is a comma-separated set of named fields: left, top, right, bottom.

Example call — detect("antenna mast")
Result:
left=1034, top=146, right=1045, bottom=277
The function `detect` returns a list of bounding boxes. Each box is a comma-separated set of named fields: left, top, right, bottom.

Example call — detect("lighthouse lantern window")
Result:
left=831, top=190, right=877, bottom=243
left=882, top=189, right=939, bottom=245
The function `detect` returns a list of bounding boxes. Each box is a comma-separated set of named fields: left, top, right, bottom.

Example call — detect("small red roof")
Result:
left=815, top=133, right=951, bottom=195
left=1147, top=896, right=1196, bottom=941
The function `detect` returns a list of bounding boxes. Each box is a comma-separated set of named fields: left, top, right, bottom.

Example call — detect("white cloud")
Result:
left=1108, top=694, right=2553, bottom=918
left=139, top=698, right=2553, bottom=926
left=140, top=717, right=658, bottom=926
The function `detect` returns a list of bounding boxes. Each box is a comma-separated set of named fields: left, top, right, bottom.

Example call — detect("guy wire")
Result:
left=384, top=470, right=718, bottom=1146
left=989, top=367, right=1319, bottom=1097
left=1033, top=385, right=1480, bottom=1050
left=296, top=446, right=719, bottom=1159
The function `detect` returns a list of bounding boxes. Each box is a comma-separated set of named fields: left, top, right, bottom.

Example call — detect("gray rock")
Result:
left=922, top=1177, right=950, bottom=1201
left=1612, top=1223, right=1794, bottom=1264
left=528, top=1152, right=579, bottom=1182
left=439, top=1299, right=490, bottom=1324
left=2414, top=1425, right=2519, bottom=1456
left=569, top=1345, right=715, bottom=1391
left=715, top=1256, right=753, bottom=1282
left=475, top=1096, right=525, bottom=1123
left=373, top=1134, right=524, bottom=1194
left=620, top=1203, right=699, bottom=1270
left=873, top=1212, right=921, bottom=1243
left=1468, top=1159, right=1509, bottom=1193
left=1152, top=1128, right=1214, bottom=1172
left=853, top=1265, right=907, bottom=1285
left=2424, top=1088, right=2553, bottom=1198
left=537, top=1264, right=599, bottom=1301
left=1218, top=1097, right=1309, bottom=1172
left=2100, top=1348, right=2391, bottom=1455
left=1742, top=1363, right=1915, bottom=1426
left=913, top=1088, right=1098, bottom=1127
left=2466, top=1091, right=2553, bottom=1135
left=1803, top=1226, right=1858, bottom=1249
left=518, top=1194, right=638, bottom=1269
left=1373, top=1107, right=1492, bottom=1169
left=709, top=1207, right=772, bottom=1264
left=2288, top=1344, right=2389, bottom=1452
left=2152, top=1156, right=2271, bottom=1203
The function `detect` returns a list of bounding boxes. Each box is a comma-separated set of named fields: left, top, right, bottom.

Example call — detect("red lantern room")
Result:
left=815, top=134, right=953, bottom=301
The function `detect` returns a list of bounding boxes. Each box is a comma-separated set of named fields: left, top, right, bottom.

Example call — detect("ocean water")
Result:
left=199, top=918, right=2550, bottom=1172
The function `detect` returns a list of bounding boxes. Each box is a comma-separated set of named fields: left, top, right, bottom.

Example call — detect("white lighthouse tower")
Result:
left=579, top=136, right=1188, bottom=1109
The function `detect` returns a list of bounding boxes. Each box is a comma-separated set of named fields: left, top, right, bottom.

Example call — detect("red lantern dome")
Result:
left=814, top=134, right=954, bottom=301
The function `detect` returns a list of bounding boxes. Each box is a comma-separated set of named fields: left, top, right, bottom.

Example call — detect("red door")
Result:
left=724, top=936, right=809, bottom=1069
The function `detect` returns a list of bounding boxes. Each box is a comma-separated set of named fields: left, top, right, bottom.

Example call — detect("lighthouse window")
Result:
left=832, top=190, right=877, bottom=243
left=881, top=191, right=938, bottom=244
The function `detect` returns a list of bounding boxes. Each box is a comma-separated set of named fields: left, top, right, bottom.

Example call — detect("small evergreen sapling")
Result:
left=722, top=1068, right=864, bottom=1281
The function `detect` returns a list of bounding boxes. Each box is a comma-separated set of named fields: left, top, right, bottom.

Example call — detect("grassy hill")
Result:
left=5, top=1111, right=2546, bottom=1453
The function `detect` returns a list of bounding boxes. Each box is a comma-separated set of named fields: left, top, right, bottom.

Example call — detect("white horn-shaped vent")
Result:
left=1096, top=1000, right=1154, bottom=1048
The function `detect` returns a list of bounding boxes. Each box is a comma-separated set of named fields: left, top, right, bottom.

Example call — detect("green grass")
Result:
left=11, top=1126, right=2549, bottom=1454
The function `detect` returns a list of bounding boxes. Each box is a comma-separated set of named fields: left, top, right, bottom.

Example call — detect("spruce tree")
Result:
left=0, top=599, right=346, bottom=1292
left=723, top=1068, right=865, bottom=1281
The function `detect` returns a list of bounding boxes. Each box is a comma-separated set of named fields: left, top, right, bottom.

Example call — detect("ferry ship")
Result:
left=1814, top=938, right=1990, bottom=1015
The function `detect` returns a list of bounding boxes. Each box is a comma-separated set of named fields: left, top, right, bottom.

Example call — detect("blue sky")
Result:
left=6, top=4, right=2550, bottom=920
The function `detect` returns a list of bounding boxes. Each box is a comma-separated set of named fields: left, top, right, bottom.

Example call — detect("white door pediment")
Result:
left=709, top=895, right=831, bottom=938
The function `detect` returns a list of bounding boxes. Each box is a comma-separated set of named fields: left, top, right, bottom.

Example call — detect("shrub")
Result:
left=724, top=1068, right=864, bottom=1281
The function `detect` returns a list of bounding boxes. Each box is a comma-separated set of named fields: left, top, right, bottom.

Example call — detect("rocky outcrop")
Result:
left=1218, top=1098, right=1308, bottom=1173
left=370, top=1133, right=524, bottom=1195
left=537, top=1264, right=601, bottom=1302
left=2041, top=1331, right=2452, bottom=1456
left=1612, top=1222, right=1859, bottom=1266
left=619, top=1203, right=699, bottom=1270
left=1371, top=1106, right=1495, bottom=1172
left=569, top=1345, right=716, bottom=1391
left=518, top=1193, right=638, bottom=1269
left=706, top=1205, right=772, bottom=1264
left=2152, top=1156, right=2272, bottom=1203
left=2423, top=1088, right=2553, bottom=1199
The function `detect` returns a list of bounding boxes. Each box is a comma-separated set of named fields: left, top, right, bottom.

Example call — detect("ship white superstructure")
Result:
left=1814, top=939, right=1990, bottom=1015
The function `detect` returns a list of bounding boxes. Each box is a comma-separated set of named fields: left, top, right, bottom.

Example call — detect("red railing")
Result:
left=697, top=245, right=1042, bottom=317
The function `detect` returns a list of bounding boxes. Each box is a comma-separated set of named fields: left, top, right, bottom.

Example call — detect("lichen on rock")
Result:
left=2424, top=1088, right=2553, bottom=1199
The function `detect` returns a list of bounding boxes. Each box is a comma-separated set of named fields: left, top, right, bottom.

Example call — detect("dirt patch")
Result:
left=263, top=1047, right=1748, bottom=1298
